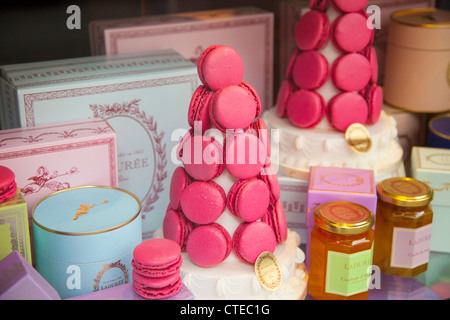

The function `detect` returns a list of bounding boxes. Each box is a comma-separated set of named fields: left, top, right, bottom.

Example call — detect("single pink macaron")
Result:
left=276, top=80, right=295, bottom=118
left=232, top=221, right=277, bottom=264
left=247, top=118, right=271, bottom=160
left=180, top=133, right=225, bottom=181
left=364, top=46, right=379, bottom=84
left=169, top=166, right=192, bottom=211
left=227, top=178, right=270, bottom=222
left=225, top=131, right=267, bottom=179
left=197, top=45, right=244, bottom=91
left=262, top=201, right=288, bottom=243
left=0, top=166, right=17, bottom=203
left=286, top=89, right=326, bottom=128
left=188, top=85, right=213, bottom=132
left=327, top=92, right=369, bottom=131
left=363, top=84, right=383, bottom=124
left=132, top=270, right=182, bottom=300
left=132, top=238, right=182, bottom=279
left=180, top=180, right=226, bottom=225
left=331, top=12, right=374, bottom=53
left=330, top=0, right=369, bottom=13
left=186, top=223, right=232, bottom=267
left=285, top=48, right=300, bottom=81
left=310, top=0, right=329, bottom=12
left=295, top=10, right=330, bottom=51
left=331, top=53, right=371, bottom=92
left=163, top=206, right=194, bottom=251
left=259, top=164, right=281, bottom=201
left=292, top=50, right=329, bottom=90
left=209, top=82, right=260, bottom=132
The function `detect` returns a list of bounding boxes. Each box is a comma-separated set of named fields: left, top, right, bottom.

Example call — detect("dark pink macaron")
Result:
left=227, top=178, right=270, bottom=222
left=197, top=45, right=244, bottom=91
left=310, top=0, right=329, bottom=12
left=276, top=80, right=295, bottom=118
left=132, top=270, right=182, bottom=299
left=327, top=92, right=369, bottom=131
left=363, top=83, right=383, bottom=124
left=259, top=164, right=281, bottom=201
left=330, top=0, right=369, bottom=13
left=285, top=48, right=300, bottom=81
left=163, top=206, right=194, bottom=252
left=295, top=10, right=330, bottom=51
left=169, top=166, right=192, bottom=211
left=209, top=82, right=260, bottom=132
left=286, top=89, right=326, bottom=128
left=232, top=221, right=277, bottom=264
left=188, top=85, right=214, bottom=132
left=0, top=166, right=17, bottom=203
left=247, top=118, right=271, bottom=160
left=186, top=223, right=232, bottom=267
left=331, top=53, right=371, bottom=92
left=364, top=46, right=379, bottom=84
left=331, top=12, right=374, bottom=53
left=262, top=201, right=288, bottom=243
left=180, top=180, right=226, bottom=225
left=225, top=131, right=267, bottom=180
left=180, top=133, right=225, bottom=181
left=292, top=50, right=329, bottom=90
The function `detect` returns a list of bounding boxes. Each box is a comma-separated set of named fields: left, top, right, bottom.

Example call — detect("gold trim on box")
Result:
left=391, top=8, right=450, bottom=29
left=32, top=185, right=141, bottom=236
left=428, top=112, right=450, bottom=141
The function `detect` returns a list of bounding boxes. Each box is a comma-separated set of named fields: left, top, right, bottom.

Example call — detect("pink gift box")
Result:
left=0, top=118, right=118, bottom=219
left=306, top=166, right=377, bottom=268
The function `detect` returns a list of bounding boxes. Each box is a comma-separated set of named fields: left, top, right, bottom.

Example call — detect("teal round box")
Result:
left=32, top=186, right=142, bottom=299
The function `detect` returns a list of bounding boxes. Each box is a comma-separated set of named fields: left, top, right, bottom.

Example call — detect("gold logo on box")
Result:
left=73, top=200, right=109, bottom=220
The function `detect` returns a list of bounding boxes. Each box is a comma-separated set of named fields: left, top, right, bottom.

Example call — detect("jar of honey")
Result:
left=373, top=177, right=433, bottom=277
left=309, top=201, right=375, bottom=300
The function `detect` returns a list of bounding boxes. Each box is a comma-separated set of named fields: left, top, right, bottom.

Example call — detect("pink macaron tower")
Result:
left=277, top=0, right=383, bottom=132
left=163, top=45, right=287, bottom=267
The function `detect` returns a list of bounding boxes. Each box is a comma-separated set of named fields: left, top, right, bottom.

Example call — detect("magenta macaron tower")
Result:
left=162, top=45, right=307, bottom=300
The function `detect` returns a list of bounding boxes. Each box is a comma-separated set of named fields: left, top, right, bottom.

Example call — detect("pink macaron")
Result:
left=295, top=10, right=330, bottom=51
left=0, top=166, right=17, bottom=203
left=331, top=53, right=371, bottom=92
left=364, top=46, right=379, bottom=84
left=132, top=238, right=182, bottom=278
left=180, top=132, right=225, bottom=181
left=169, top=166, right=192, bottom=211
left=227, top=178, right=270, bottom=222
left=276, top=80, right=295, bottom=118
left=285, top=48, right=300, bottom=81
left=180, top=180, right=226, bottom=225
left=330, top=0, right=369, bottom=13
left=331, top=12, right=374, bottom=53
left=186, top=223, right=232, bottom=267
left=363, top=83, right=383, bottom=124
left=209, top=82, right=260, bottom=132
left=262, top=201, right=288, bottom=243
left=188, top=85, right=214, bottom=132
left=197, top=45, right=244, bottom=91
left=310, top=0, right=329, bottom=12
left=327, top=92, right=369, bottom=131
left=259, top=164, right=281, bottom=201
left=232, top=221, right=277, bottom=264
left=247, top=118, right=271, bottom=160
left=163, top=206, right=194, bottom=251
left=286, top=89, right=326, bottom=128
left=225, top=131, right=267, bottom=179
left=292, top=50, right=329, bottom=90
left=132, top=270, right=182, bottom=300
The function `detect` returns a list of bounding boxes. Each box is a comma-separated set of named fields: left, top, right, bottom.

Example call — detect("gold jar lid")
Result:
left=314, top=201, right=374, bottom=235
left=392, top=8, right=450, bottom=29
left=377, top=177, right=433, bottom=208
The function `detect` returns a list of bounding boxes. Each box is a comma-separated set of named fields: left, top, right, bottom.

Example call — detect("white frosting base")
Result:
left=263, top=108, right=404, bottom=180
left=181, top=230, right=307, bottom=300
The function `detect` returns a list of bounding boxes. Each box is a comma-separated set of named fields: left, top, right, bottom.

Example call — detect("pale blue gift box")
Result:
left=32, top=186, right=142, bottom=299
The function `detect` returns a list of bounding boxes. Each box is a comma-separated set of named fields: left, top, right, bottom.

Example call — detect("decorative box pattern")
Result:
left=411, top=146, right=450, bottom=253
left=0, top=250, right=60, bottom=300
left=0, top=50, right=198, bottom=239
left=0, top=118, right=118, bottom=218
left=306, top=166, right=378, bottom=268
left=89, top=6, right=273, bottom=112
left=0, top=190, right=31, bottom=264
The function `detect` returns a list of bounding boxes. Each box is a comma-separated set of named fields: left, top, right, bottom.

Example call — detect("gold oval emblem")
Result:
left=345, top=123, right=372, bottom=153
left=254, top=251, right=282, bottom=291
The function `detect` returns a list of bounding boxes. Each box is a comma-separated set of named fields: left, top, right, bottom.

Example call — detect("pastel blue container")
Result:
left=32, top=186, right=142, bottom=299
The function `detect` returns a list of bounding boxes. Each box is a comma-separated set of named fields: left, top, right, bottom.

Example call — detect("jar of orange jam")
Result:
left=309, top=201, right=374, bottom=300
left=373, top=177, right=433, bottom=277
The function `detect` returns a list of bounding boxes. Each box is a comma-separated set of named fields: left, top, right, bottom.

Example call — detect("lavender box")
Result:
left=0, top=250, right=60, bottom=300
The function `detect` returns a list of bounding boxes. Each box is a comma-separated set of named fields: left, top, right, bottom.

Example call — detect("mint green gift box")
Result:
left=411, top=146, right=450, bottom=253
left=32, top=186, right=141, bottom=299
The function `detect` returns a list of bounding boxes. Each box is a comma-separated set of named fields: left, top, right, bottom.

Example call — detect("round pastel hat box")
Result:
left=32, top=186, right=142, bottom=299
left=427, top=112, right=450, bottom=149
left=383, top=8, right=450, bottom=113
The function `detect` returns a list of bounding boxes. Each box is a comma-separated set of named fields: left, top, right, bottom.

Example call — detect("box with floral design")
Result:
left=0, top=50, right=198, bottom=239
left=411, top=146, right=450, bottom=253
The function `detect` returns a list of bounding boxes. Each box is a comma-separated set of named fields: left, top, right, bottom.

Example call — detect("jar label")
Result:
left=325, top=246, right=373, bottom=296
left=391, top=224, right=432, bottom=269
